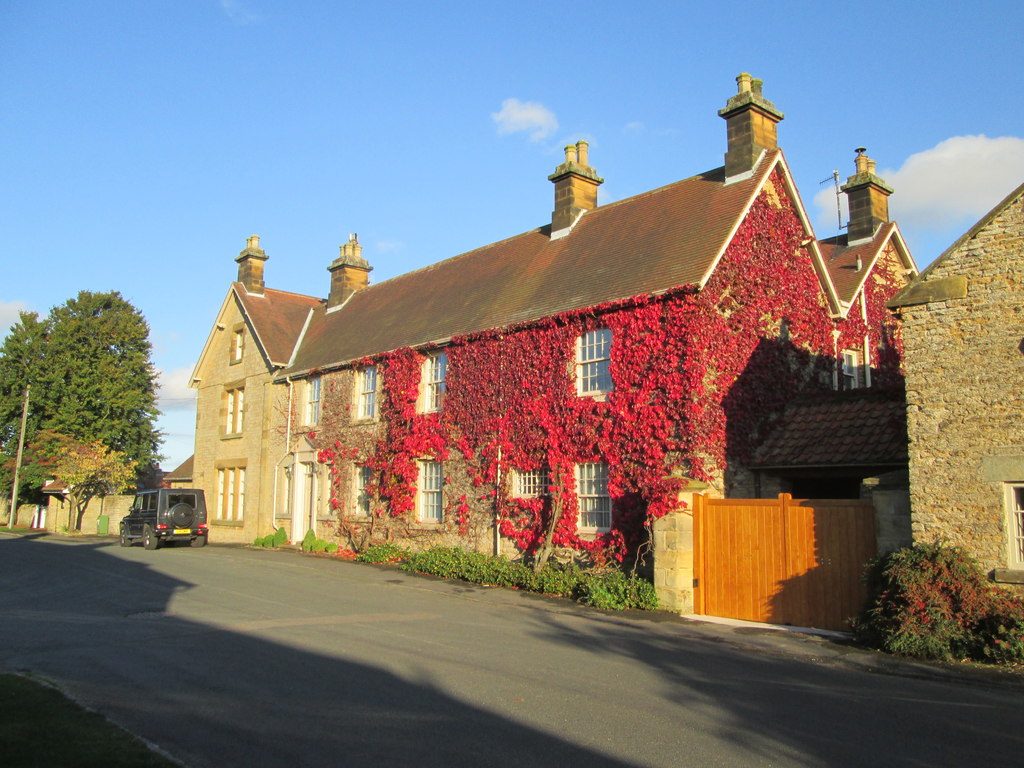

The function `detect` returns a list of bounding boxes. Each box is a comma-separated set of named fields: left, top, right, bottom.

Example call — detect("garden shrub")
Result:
left=575, top=571, right=659, bottom=611
left=300, top=530, right=336, bottom=554
left=253, top=528, right=288, bottom=548
left=356, top=543, right=410, bottom=564
left=855, top=541, right=1024, bottom=664
left=400, top=546, right=656, bottom=610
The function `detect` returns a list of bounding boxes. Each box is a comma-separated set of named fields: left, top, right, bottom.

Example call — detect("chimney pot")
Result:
left=737, top=72, right=753, bottom=93
left=564, top=144, right=577, bottom=165
left=247, top=234, right=260, bottom=250
left=576, top=140, right=589, bottom=167
left=327, top=232, right=371, bottom=308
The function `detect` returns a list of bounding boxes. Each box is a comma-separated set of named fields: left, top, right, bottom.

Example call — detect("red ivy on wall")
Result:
left=312, top=171, right=907, bottom=561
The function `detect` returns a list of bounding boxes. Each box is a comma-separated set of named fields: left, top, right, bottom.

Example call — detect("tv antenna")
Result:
left=819, top=169, right=843, bottom=237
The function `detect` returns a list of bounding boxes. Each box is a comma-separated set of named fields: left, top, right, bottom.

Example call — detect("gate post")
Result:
left=653, top=479, right=709, bottom=614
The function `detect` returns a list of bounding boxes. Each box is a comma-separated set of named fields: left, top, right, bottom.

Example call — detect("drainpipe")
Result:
left=272, top=377, right=295, bottom=524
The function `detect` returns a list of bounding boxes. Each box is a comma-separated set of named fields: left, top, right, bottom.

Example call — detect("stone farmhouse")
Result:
left=889, top=180, right=1024, bottom=585
left=188, top=74, right=918, bottom=567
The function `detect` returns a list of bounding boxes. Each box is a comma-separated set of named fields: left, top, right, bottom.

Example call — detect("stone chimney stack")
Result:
left=841, top=147, right=893, bottom=244
left=548, top=140, right=604, bottom=236
left=327, top=233, right=372, bottom=309
left=718, top=72, right=784, bottom=182
left=236, top=234, right=268, bottom=294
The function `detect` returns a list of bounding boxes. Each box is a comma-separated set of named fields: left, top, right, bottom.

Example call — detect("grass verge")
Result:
left=0, top=673, right=176, bottom=767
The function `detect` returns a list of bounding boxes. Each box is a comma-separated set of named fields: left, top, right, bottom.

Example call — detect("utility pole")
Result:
left=8, top=385, right=30, bottom=530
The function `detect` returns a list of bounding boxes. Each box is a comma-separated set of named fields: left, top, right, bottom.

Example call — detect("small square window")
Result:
left=515, top=468, right=550, bottom=498
left=577, top=328, right=612, bottom=395
left=840, top=349, right=864, bottom=390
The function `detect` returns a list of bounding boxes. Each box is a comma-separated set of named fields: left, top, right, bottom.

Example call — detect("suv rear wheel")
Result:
left=142, top=525, right=160, bottom=550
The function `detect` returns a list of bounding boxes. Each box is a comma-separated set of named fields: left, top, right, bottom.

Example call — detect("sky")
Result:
left=2, top=1, right=1022, bottom=471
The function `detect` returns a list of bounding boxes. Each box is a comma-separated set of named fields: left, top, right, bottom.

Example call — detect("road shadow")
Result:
left=0, top=537, right=636, bottom=768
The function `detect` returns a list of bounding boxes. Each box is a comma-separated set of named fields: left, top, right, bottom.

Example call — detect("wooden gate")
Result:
left=693, top=494, right=876, bottom=631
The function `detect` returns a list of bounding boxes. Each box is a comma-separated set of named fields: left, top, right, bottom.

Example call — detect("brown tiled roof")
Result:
left=818, top=223, right=895, bottom=304
left=166, top=455, right=194, bottom=481
left=286, top=157, right=776, bottom=374
left=234, top=285, right=320, bottom=367
left=42, top=479, right=67, bottom=494
left=751, top=389, right=908, bottom=469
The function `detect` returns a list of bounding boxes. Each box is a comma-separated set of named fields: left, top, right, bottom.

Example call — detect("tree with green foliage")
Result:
left=0, top=291, right=161, bottom=506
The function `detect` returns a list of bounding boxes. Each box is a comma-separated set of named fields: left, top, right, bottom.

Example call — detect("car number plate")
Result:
left=173, top=528, right=191, bottom=535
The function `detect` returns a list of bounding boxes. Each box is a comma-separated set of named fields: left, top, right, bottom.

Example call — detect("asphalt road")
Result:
left=1, top=535, right=1021, bottom=767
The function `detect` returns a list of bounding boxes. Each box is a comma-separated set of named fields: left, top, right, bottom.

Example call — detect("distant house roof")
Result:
left=818, top=222, right=915, bottom=305
left=166, top=455, right=194, bottom=482
left=285, top=151, right=819, bottom=375
left=42, top=479, right=68, bottom=494
left=751, top=390, right=908, bottom=469
left=233, top=285, right=321, bottom=367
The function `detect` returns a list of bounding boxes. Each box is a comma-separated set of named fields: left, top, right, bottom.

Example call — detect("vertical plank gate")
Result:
left=694, top=494, right=876, bottom=631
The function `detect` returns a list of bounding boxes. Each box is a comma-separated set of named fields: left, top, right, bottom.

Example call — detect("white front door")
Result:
left=291, top=462, right=317, bottom=542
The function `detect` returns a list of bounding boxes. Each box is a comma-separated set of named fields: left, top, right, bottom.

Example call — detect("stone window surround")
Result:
left=303, top=376, right=321, bottom=426
left=223, top=382, right=245, bottom=435
left=214, top=460, right=247, bottom=526
left=420, top=352, right=447, bottom=413
left=983, top=452, right=1024, bottom=584
left=354, top=463, right=372, bottom=518
left=229, top=323, right=245, bottom=365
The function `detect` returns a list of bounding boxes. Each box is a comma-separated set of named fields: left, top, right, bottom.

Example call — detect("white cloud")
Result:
left=491, top=98, right=559, bottom=142
left=814, top=135, right=1024, bottom=235
left=374, top=239, right=404, bottom=254
left=220, top=0, right=262, bottom=25
left=624, top=121, right=645, bottom=136
left=157, top=366, right=197, bottom=411
left=0, top=300, right=29, bottom=340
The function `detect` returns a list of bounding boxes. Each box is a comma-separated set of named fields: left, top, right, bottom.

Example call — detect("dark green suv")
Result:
left=119, top=489, right=208, bottom=550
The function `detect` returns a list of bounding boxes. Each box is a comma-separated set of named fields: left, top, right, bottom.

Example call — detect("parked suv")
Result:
left=120, top=489, right=208, bottom=550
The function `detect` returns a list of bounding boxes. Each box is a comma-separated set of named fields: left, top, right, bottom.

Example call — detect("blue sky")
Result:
left=2, top=1, right=1022, bottom=470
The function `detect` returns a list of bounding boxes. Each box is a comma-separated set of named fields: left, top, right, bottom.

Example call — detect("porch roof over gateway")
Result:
left=751, top=389, right=909, bottom=469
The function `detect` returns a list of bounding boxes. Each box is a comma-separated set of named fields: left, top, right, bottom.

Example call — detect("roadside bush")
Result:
left=855, top=541, right=1024, bottom=664
left=400, top=546, right=657, bottom=610
left=253, top=528, right=288, bottom=548
left=356, top=543, right=410, bottom=564
left=300, top=530, right=338, bottom=554
left=532, top=563, right=585, bottom=596
left=575, top=571, right=659, bottom=611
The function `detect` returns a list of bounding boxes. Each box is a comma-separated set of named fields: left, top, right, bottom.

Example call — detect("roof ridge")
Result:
left=344, top=165, right=729, bottom=300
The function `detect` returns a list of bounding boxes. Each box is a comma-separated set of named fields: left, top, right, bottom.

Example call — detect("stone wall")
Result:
left=894, top=188, right=1024, bottom=576
left=192, top=294, right=288, bottom=545
left=44, top=494, right=134, bottom=535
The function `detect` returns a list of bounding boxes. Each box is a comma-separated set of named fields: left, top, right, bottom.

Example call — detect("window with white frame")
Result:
left=225, top=387, right=244, bottom=434
left=1007, top=483, right=1024, bottom=568
left=355, top=464, right=372, bottom=517
left=422, top=352, right=447, bottom=412
left=230, top=328, right=244, bottom=364
left=418, top=460, right=443, bottom=523
left=216, top=466, right=245, bottom=521
left=356, top=366, right=378, bottom=420
left=305, top=376, right=321, bottom=425
left=840, top=349, right=865, bottom=390
left=577, top=461, right=611, bottom=531
left=515, top=468, right=550, bottom=498
left=577, top=328, right=613, bottom=395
